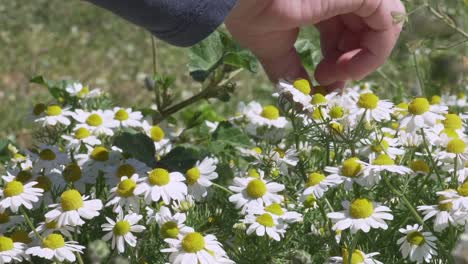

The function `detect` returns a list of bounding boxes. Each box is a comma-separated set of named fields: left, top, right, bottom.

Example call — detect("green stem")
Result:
left=427, top=5, right=468, bottom=39
left=453, top=156, right=458, bottom=187
left=412, top=52, right=425, bottom=95
left=20, top=207, right=42, bottom=240
left=76, top=252, right=85, bottom=264
left=347, top=232, right=359, bottom=264
left=420, top=128, right=444, bottom=188
left=212, top=182, right=234, bottom=195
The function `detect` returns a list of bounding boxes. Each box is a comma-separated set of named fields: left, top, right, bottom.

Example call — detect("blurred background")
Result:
left=0, top=0, right=466, bottom=149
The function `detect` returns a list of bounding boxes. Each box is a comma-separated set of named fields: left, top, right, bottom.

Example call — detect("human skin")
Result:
left=225, top=0, right=406, bottom=90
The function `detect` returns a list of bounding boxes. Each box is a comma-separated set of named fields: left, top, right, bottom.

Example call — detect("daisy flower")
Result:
left=247, top=203, right=303, bottom=224
left=134, top=168, right=187, bottom=204
left=30, top=145, right=69, bottom=174
left=75, top=146, right=122, bottom=179
left=360, top=154, right=412, bottom=186
left=417, top=196, right=456, bottom=231
left=106, top=174, right=141, bottom=213
left=350, top=92, right=393, bottom=123
left=101, top=212, right=146, bottom=253
left=34, top=219, right=76, bottom=239
left=241, top=101, right=288, bottom=128
left=399, top=97, right=447, bottom=133
left=0, top=175, right=43, bottom=213
left=26, top=233, right=84, bottom=262
left=397, top=224, right=438, bottom=263
left=153, top=206, right=194, bottom=239
left=329, top=248, right=382, bottom=264
left=437, top=138, right=468, bottom=166
left=45, top=189, right=103, bottom=227
left=0, top=236, right=26, bottom=263
left=185, top=157, right=218, bottom=201
left=228, top=176, right=284, bottom=213
left=61, top=127, right=101, bottom=151
left=65, top=82, right=100, bottom=98
left=0, top=212, right=24, bottom=234
left=302, top=172, right=343, bottom=199
left=72, top=109, right=117, bottom=136
left=325, top=157, right=365, bottom=190
left=171, top=195, right=195, bottom=213
left=242, top=212, right=286, bottom=241
left=103, top=158, right=150, bottom=187
left=142, top=122, right=172, bottom=155
left=162, top=232, right=234, bottom=264
left=34, top=104, right=73, bottom=126
left=327, top=198, right=393, bottom=233
left=271, top=147, right=299, bottom=174
left=112, top=107, right=143, bottom=128
left=57, top=163, right=93, bottom=193
left=275, top=79, right=312, bottom=110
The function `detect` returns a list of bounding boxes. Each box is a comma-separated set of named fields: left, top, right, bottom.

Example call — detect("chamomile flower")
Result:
left=101, top=212, right=146, bottom=253
left=243, top=212, right=286, bottom=241
left=185, top=157, right=218, bottom=201
left=0, top=212, right=24, bottom=233
left=247, top=203, right=303, bottom=224
left=34, top=104, right=73, bottom=127
left=162, top=232, right=234, bottom=264
left=417, top=196, right=456, bottom=231
left=351, top=92, right=394, bottom=123
left=397, top=224, right=438, bottom=263
left=275, top=79, right=312, bottom=110
left=0, top=175, right=43, bottom=213
left=399, top=97, right=447, bottom=133
left=325, top=157, right=366, bottom=189
left=329, top=248, right=383, bottom=264
left=30, top=145, right=69, bottom=174
left=171, top=195, right=195, bottom=213
left=327, top=198, right=393, bottom=233
left=55, top=163, right=93, bottom=192
left=153, top=206, right=194, bottom=239
left=360, top=154, right=412, bottom=186
left=0, top=236, right=26, bottom=263
left=271, top=147, right=299, bottom=174
left=228, top=176, right=284, bottom=213
left=75, top=146, right=122, bottom=179
left=65, top=82, right=100, bottom=98
left=134, top=168, right=187, bottom=204
left=437, top=138, right=468, bottom=165
left=142, top=122, right=172, bottom=155
left=45, top=189, right=103, bottom=227
left=103, top=158, right=150, bottom=187
left=34, top=219, right=76, bottom=239
left=61, top=127, right=101, bottom=151
left=112, top=107, right=143, bottom=128
left=26, top=233, right=85, bottom=262
left=242, top=101, right=288, bottom=128
left=73, top=109, right=117, bottom=136
left=302, top=172, right=343, bottom=199
left=106, top=174, right=141, bottom=213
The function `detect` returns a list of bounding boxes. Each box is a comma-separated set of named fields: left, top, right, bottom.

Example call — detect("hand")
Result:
left=225, top=0, right=405, bottom=90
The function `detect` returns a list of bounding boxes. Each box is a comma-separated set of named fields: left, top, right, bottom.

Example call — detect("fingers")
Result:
left=259, top=47, right=310, bottom=83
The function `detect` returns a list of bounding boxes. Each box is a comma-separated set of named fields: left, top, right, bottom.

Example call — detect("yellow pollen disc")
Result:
left=371, top=140, right=389, bottom=153
left=39, top=149, right=56, bottom=161
left=117, top=164, right=136, bottom=178
left=457, top=92, right=465, bottom=100
left=113, top=220, right=131, bottom=236
left=117, top=179, right=136, bottom=197
left=311, top=94, right=327, bottom=105
left=274, top=148, right=286, bottom=158
left=182, top=232, right=205, bottom=253
left=261, top=105, right=280, bottom=120
left=447, top=138, right=466, bottom=154
left=33, top=103, right=46, bottom=116
left=349, top=198, right=374, bottom=219
left=265, top=203, right=284, bottom=216
left=342, top=249, right=365, bottom=264
left=148, top=168, right=170, bottom=186
left=150, top=126, right=165, bottom=142
left=312, top=108, right=325, bottom=120
left=329, top=106, right=344, bottom=119
left=341, top=158, right=363, bottom=178
left=406, top=231, right=425, bottom=246
left=293, top=79, right=311, bottom=95
left=90, top=146, right=109, bottom=161
left=396, top=102, right=408, bottom=110
left=442, top=129, right=459, bottom=139
left=430, top=95, right=441, bottom=105
left=10, top=230, right=32, bottom=244
left=443, top=114, right=463, bottom=130
left=256, top=213, right=275, bottom=227
left=186, top=167, right=201, bottom=185
left=329, top=123, right=343, bottom=134
left=248, top=168, right=260, bottom=178
left=4, top=181, right=24, bottom=197
left=35, top=176, right=52, bottom=191
left=252, top=147, right=262, bottom=154
left=246, top=179, right=267, bottom=198
left=372, top=154, right=395, bottom=166
left=46, top=105, right=62, bottom=116
left=458, top=182, right=468, bottom=197
left=357, top=93, right=379, bottom=110
left=0, top=236, right=14, bottom=252
left=60, top=190, right=84, bottom=211
left=303, top=195, right=317, bottom=208
left=77, top=86, right=90, bottom=98
left=46, top=221, right=58, bottom=229
left=63, top=163, right=82, bottom=182
left=15, top=170, right=33, bottom=183
left=160, top=221, right=179, bottom=238
left=0, top=213, right=10, bottom=224
left=42, top=234, right=65, bottom=249
left=306, top=172, right=326, bottom=187
left=86, top=113, right=103, bottom=127
left=114, top=109, right=129, bottom=121
left=408, top=98, right=430, bottom=115
left=437, top=196, right=453, bottom=211
left=410, top=160, right=430, bottom=173
left=74, top=127, right=91, bottom=139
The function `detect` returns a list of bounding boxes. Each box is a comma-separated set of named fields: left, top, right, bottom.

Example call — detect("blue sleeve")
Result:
left=85, top=0, right=237, bottom=47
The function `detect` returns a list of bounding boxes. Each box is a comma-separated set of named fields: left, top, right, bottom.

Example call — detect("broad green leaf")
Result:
left=157, top=147, right=202, bottom=172
left=187, top=31, right=224, bottom=82
left=212, top=121, right=250, bottom=147
left=114, top=132, right=156, bottom=167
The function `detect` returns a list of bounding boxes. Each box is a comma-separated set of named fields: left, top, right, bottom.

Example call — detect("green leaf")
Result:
left=114, top=132, right=156, bottom=167
left=30, top=76, right=70, bottom=100
left=224, top=51, right=258, bottom=73
left=295, top=39, right=321, bottom=71
left=212, top=121, right=250, bottom=147
left=187, top=31, right=224, bottom=82
left=157, top=147, right=202, bottom=172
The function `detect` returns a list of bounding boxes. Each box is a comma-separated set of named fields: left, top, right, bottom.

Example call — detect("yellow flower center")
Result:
left=458, top=92, right=465, bottom=100
left=358, top=93, right=379, bottom=110
left=458, top=182, right=468, bottom=197
left=306, top=172, right=326, bottom=187
left=396, top=102, right=409, bottom=110
left=74, top=127, right=91, bottom=140
left=447, top=138, right=466, bottom=154
left=60, top=190, right=84, bottom=211
left=329, top=123, right=344, bottom=134
left=303, top=195, right=316, bottom=208
left=341, top=158, right=363, bottom=178
left=430, top=95, right=441, bottom=105
left=371, top=140, right=389, bottom=153
left=186, top=167, right=201, bottom=185
left=0, top=213, right=9, bottom=224
left=342, top=249, right=365, bottom=264
left=113, top=220, right=131, bottom=236
left=410, top=160, right=430, bottom=173
left=150, top=126, right=165, bottom=142
left=311, top=94, right=327, bottom=105
left=86, top=113, right=103, bottom=127
left=312, top=108, right=325, bottom=120
left=63, top=163, right=82, bottom=182
left=39, top=149, right=56, bottom=161
left=148, top=168, right=170, bottom=186
left=117, top=164, right=136, bottom=178
left=10, top=230, right=32, bottom=244
left=349, top=198, right=374, bottom=219
left=442, top=129, right=459, bottom=139
left=45, top=221, right=58, bottom=229
left=42, top=234, right=65, bottom=249
left=46, top=105, right=62, bottom=116
left=90, top=146, right=109, bottom=161
left=293, top=79, right=311, bottom=95
left=251, top=147, right=262, bottom=154
left=0, top=236, right=14, bottom=252
left=114, top=109, right=129, bottom=121
left=408, top=98, right=430, bottom=115
left=256, top=213, right=275, bottom=227
left=15, top=170, right=33, bottom=183
left=329, top=106, right=344, bottom=119
left=3, top=181, right=24, bottom=197
left=437, top=196, right=453, bottom=211
left=248, top=168, right=260, bottom=178
left=182, top=232, right=205, bottom=253
left=261, top=105, right=280, bottom=120
left=77, top=86, right=90, bottom=98
left=265, top=203, right=284, bottom=216
left=33, top=103, right=46, bottom=116
left=160, top=221, right=179, bottom=238
left=246, top=179, right=267, bottom=198
left=443, top=114, right=463, bottom=130
left=372, top=154, right=395, bottom=166
left=406, top=231, right=425, bottom=246
left=117, top=179, right=137, bottom=197
left=35, top=176, right=52, bottom=191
